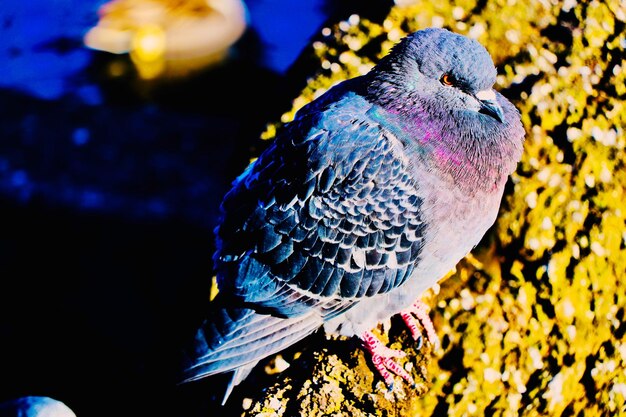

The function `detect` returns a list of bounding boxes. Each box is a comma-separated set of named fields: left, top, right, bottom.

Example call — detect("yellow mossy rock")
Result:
left=245, top=0, right=626, bottom=415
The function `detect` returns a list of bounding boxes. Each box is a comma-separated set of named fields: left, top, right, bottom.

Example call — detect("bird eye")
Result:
left=440, top=73, right=455, bottom=86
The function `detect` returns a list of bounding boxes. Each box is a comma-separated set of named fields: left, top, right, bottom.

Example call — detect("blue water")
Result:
left=0, top=0, right=329, bottom=227
left=245, top=0, right=327, bottom=72
left=0, top=0, right=107, bottom=100
left=0, top=0, right=327, bottom=100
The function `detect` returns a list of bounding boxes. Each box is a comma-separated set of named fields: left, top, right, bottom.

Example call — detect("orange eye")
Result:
left=441, top=73, right=454, bottom=86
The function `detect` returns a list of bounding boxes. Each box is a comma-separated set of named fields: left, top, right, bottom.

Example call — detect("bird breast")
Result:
left=415, top=166, right=504, bottom=285
left=325, top=161, right=505, bottom=337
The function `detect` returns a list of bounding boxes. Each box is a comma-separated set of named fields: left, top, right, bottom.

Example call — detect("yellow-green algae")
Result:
left=242, top=0, right=626, bottom=415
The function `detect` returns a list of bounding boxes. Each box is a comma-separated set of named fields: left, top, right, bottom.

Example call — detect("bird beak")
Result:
left=475, top=89, right=504, bottom=123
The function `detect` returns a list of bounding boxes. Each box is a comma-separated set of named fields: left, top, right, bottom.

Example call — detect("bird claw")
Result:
left=361, top=301, right=439, bottom=387
left=361, top=330, right=415, bottom=387
left=400, top=300, right=440, bottom=349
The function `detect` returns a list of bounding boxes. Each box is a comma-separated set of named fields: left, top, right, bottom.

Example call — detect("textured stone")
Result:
left=235, top=0, right=626, bottom=415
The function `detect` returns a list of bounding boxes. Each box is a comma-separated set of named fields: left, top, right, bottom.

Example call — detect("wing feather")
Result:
left=215, top=93, right=426, bottom=320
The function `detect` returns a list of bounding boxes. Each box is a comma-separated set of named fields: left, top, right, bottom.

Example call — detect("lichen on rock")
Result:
left=240, top=0, right=626, bottom=415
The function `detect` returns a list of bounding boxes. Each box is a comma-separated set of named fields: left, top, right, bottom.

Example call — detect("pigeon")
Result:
left=181, top=27, right=525, bottom=401
left=0, top=396, right=76, bottom=417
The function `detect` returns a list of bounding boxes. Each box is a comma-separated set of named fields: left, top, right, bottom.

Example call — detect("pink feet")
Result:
left=362, top=330, right=414, bottom=386
left=400, top=300, right=440, bottom=349
left=361, top=300, right=439, bottom=387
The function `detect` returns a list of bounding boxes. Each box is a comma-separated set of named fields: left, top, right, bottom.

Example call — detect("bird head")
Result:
left=368, top=28, right=506, bottom=124
left=366, top=28, right=525, bottom=191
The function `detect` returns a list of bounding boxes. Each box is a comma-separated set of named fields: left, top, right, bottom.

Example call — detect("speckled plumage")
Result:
left=181, top=28, right=525, bottom=396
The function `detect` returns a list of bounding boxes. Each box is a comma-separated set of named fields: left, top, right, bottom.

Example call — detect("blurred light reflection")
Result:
left=84, top=0, right=248, bottom=78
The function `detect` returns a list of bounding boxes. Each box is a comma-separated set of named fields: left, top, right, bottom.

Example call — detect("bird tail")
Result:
left=179, top=299, right=323, bottom=390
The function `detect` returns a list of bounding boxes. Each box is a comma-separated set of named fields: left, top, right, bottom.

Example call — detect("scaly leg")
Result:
left=400, top=300, right=440, bottom=349
left=361, top=330, right=414, bottom=387
left=361, top=300, right=439, bottom=387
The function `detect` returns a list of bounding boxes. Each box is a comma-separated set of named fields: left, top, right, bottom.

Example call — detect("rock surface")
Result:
left=228, top=0, right=626, bottom=415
